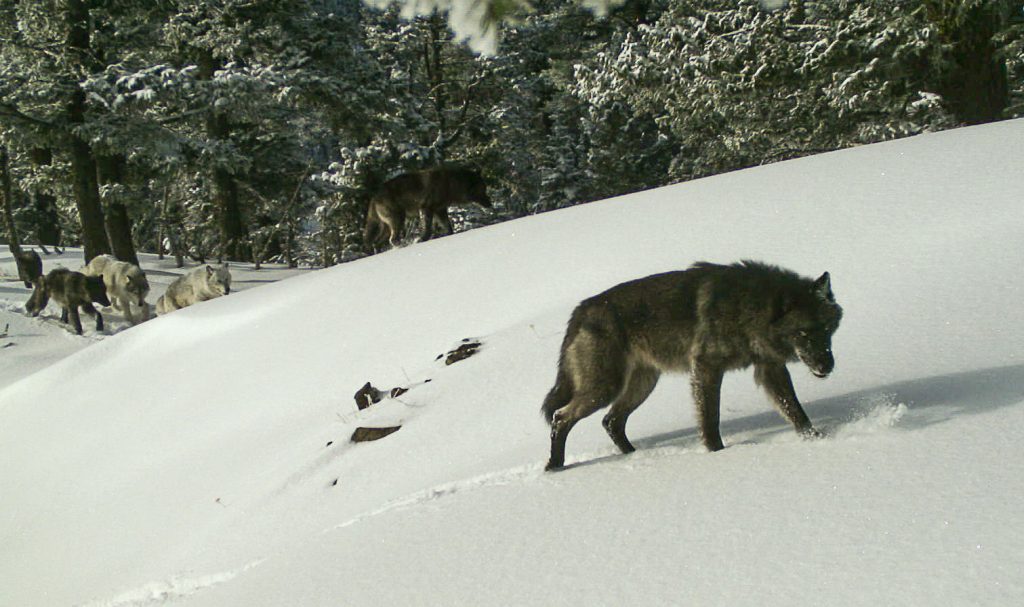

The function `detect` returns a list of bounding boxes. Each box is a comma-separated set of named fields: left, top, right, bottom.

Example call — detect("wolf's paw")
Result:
left=800, top=427, right=827, bottom=440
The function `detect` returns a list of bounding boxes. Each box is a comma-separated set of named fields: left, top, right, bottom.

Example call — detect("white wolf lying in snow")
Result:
left=156, top=265, right=232, bottom=315
left=82, top=254, right=151, bottom=325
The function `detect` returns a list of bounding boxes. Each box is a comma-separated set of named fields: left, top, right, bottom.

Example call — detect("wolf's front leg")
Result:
left=66, top=306, right=83, bottom=335
left=418, top=208, right=434, bottom=242
left=80, top=303, right=103, bottom=332
left=436, top=209, right=454, bottom=235
left=122, top=297, right=136, bottom=324
left=754, top=363, right=819, bottom=438
left=691, top=361, right=725, bottom=452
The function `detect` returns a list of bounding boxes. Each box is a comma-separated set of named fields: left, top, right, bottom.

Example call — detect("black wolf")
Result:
left=541, top=261, right=843, bottom=470
left=26, top=268, right=111, bottom=335
left=363, top=166, right=491, bottom=250
left=10, top=246, right=42, bottom=288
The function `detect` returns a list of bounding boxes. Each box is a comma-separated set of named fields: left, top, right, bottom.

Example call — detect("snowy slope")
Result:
left=0, top=251, right=309, bottom=390
left=2, top=120, right=1023, bottom=606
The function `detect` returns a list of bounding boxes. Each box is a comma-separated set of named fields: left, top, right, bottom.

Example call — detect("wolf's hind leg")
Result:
left=548, top=386, right=620, bottom=471
left=691, top=360, right=726, bottom=451
left=546, top=333, right=626, bottom=470
left=385, top=211, right=404, bottom=248
left=602, top=365, right=660, bottom=454
left=754, top=363, right=818, bottom=437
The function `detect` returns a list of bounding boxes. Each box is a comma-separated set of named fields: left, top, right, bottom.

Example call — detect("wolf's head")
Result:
left=85, top=275, right=112, bottom=308
left=777, top=272, right=843, bottom=378
left=460, top=168, right=492, bottom=208
left=125, top=269, right=151, bottom=306
left=205, top=264, right=231, bottom=296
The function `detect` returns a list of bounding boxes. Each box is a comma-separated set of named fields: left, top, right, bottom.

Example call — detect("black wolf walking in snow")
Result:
left=10, top=245, right=42, bottom=288
left=26, top=268, right=111, bottom=335
left=541, top=261, right=843, bottom=470
left=363, top=166, right=491, bottom=250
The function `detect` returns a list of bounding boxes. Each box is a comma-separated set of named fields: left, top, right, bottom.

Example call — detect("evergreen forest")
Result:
left=1, top=0, right=1021, bottom=267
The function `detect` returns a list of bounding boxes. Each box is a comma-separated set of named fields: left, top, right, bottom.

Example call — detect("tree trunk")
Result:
left=156, top=183, right=168, bottom=260
left=425, top=13, right=449, bottom=162
left=934, top=2, right=1009, bottom=125
left=1, top=147, right=22, bottom=252
left=66, top=0, right=110, bottom=264
left=210, top=155, right=249, bottom=261
left=96, top=153, right=139, bottom=265
left=286, top=221, right=296, bottom=268
left=198, top=51, right=250, bottom=262
left=29, top=148, right=61, bottom=247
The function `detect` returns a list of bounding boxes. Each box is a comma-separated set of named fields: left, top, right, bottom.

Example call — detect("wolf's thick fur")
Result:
left=82, top=254, right=151, bottom=325
left=10, top=246, right=42, bottom=288
left=541, top=261, right=843, bottom=470
left=155, top=264, right=231, bottom=314
left=26, top=268, right=111, bottom=335
left=363, top=166, right=491, bottom=250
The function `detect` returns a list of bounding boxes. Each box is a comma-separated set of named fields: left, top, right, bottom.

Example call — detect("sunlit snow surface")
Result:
left=2, top=121, right=1023, bottom=606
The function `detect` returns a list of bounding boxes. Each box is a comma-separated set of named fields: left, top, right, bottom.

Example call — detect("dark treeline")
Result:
left=1, top=0, right=1021, bottom=267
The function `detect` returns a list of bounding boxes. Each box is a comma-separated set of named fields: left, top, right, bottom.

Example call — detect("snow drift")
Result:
left=2, top=120, right=1023, bottom=606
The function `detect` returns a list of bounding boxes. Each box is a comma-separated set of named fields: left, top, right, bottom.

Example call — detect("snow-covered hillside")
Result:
left=2, top=120, right=1023, bottom=606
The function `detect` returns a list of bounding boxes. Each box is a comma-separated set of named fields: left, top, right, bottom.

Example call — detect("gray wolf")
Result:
left=155, top=264, right=231, bottom=314
left=26, top=267, right=111, bottom=334
left=10, top=246, right=42, bottom=288
left=363, top=166, right=491, bottom=250
left=541, top=261, right=843, bottom=471
left=82, top=254, right=151, bottom=325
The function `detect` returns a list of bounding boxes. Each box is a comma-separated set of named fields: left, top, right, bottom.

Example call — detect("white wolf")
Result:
left=82, top=254, right=151, bottom=325
left=155, top=264, right=232, bottom=315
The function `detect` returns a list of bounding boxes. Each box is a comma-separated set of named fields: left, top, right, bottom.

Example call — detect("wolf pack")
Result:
left=7, top=164, right=845, bottom=470
left=14, top=249, right=232, bottom=335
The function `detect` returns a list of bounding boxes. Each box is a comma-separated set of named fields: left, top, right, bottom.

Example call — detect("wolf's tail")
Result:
left=541, top=363, right=573, bottom=425
left=363, top=200, right=383, bottom=250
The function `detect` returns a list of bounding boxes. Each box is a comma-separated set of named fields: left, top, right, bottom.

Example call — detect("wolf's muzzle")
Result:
left=811, top=352, right=835, bottom=378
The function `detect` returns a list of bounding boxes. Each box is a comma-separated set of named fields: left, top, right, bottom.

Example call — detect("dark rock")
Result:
left=444, top=341, right=481, bottom=365
left=354, top=381, right=384, bottom=410
left=351, top=426, right=402, bottom=443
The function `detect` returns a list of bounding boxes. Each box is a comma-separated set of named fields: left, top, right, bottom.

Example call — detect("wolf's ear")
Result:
left=813, top=272, right=834, bottom=302
left=205, top=265, right=214, bottom=275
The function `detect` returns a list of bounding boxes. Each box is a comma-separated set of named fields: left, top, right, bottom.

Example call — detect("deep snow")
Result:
left=1, top=120, right=1023, bottom=606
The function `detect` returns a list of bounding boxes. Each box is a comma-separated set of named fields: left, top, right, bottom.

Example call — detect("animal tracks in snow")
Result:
left=78, top=560, right=263, bottom=607
left=329, top=463, right=544, bottom=533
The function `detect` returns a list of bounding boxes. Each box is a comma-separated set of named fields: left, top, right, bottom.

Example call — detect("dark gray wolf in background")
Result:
left=10, top=246, right=42, bottom=288
left=363, top=166, right=491, bottom=250
left=82, top=254, right=151, bottom=325
left=541, top=261, right=843, bottom=471
left=26, top=267, right=111, bottom=335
